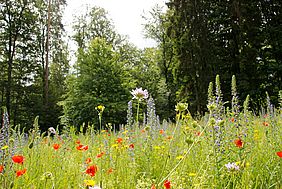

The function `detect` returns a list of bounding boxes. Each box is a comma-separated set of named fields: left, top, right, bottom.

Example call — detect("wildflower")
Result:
left=231, top=117, right=235, bottom=122
left=84, top=179, right=95, bottom=186
left=1, top=145, right=8, bottom=150
left=96, top=105, right=105, bottom=112
left=176, top=155, right=184, bottom=160
left=116, top=138, right=123, bottom=144
left=234, top=139, right=243, bottom=148
left=85, top=158, right=92, bottom=164
left=107, top=168, right=113, bottom=174
left=263, top=121, right=269, bottom=126
left=48, top=127, right=56, bottom=134
left=151, top=184, right=156, bottom=189
left=225, top=162, right=240, bottom=171
left=129, top=143, right=134, bottom=149
left=85, top=165, right=98, bottom=177
left=195, top=131, right=202, bottom=136
left=76, top=144, right=89, bottom=151
left=164, top=180, right=171, bottom=189
left=175, top=102, right=188, bottom=112
left=53, top=143, right=60, bottom=150
left=40, top=172, right=54, bottom=180
left=0, top=165, right=4, bottom=173
left=131, top=87, right=149, bottom=100
left=167, top=136, right=173, bottom=140
left=16, top=168, right=27, bottom=177
left=159, top=129, right=164, bottom=134
left=277, top=151, right=282, bottom=158
left=96, top=152, right=105, bottom=158
left=111, top=144, right=119, bottom=149
left=75, top=140, right=81, bottom=144
left=188, top=173, right=196, bottom=177
left=12, top=155, right=24, bottom=164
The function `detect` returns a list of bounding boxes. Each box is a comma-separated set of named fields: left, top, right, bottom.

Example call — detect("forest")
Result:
left=0, top=0, right=281, bottom=131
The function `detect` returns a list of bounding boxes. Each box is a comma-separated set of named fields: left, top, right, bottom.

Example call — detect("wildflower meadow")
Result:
left=0, top=76, right=281, bottom=189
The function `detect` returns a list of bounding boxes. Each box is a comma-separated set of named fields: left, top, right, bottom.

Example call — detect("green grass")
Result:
left=0, top=110, right=281, bottom=189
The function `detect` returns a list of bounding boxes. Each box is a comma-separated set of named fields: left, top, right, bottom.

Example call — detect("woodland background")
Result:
left=0, top=0, right=281, bottom=131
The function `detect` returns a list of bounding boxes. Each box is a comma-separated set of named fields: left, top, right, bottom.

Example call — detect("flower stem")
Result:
left=136, top=100, right=140, bottom=124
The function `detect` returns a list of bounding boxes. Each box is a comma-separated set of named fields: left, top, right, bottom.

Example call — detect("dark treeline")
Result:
left=0, top=0, right=281, bottom=131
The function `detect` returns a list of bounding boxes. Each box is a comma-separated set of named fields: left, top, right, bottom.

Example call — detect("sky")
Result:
left=63, top=0, right=167, bottom=49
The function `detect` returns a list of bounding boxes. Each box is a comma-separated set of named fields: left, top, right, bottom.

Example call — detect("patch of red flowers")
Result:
left=12, top=155, right=24, bottom=164
left=0, top=165, right=4, bottom=173
left=234, top=139, right=243, bottom=148
left=231, top=117, right=235, bottom=122
left=75, top=140, right=81, bottom=144
left=129, top=143, right=134, bottom=149
left=116, top=138, right=123, bottom=144
left=85, top=158, right=92, bottom=164
left=96, top=152, right=105, bottom=158
left=164, top=180, right=171, bottom=189
left=277, top=151, right=282, bottom=158
left=53, top=143, right=60, bottom=150
left=85, top=165, right=98, bottom=177
left=76, top=144, right=89, bottom=151
left=107, top=168, right=113, bottom=174
left=16, top=168, right=27, bottom=177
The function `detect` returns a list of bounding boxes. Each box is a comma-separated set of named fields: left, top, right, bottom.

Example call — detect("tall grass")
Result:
left=0, top=77, right=281, bottom=189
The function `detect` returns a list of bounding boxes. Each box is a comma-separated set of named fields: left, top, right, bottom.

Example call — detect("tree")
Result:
left=61, top=38, right=129, bottom=128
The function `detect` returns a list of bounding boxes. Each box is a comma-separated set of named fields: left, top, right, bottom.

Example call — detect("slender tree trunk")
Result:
left=44, top=0, right=52, bottom=106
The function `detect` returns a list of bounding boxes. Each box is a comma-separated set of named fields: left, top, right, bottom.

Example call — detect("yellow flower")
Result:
left=188, top=173, right=196, bottom=177
left=176, top=155, right=184, bottom=160
left=1, top=145, right=8, bottom=150
left=111, top=144, right=119, bottom=149
left=84, top=180, right=95, bottom=186
left=96, top=105, right=105, bottom=112
left=154, top=146, right=161, bottom=150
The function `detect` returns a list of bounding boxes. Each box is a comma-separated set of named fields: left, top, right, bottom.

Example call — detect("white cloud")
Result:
left=63, top=0, right=167, bottom=49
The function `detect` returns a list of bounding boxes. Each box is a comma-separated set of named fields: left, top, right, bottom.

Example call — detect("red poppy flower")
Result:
left=107, top=168, right=113, bottom=174
left=0, top=165, right=4, bottom=173
left=76, top=144, right=88, bottom=151
left=129, top=143, right=134, bottom=149
left=151, top=184, right=156, bottom=189
left=96, top=152, right=105, bottom=158
left=85, top=158, right=92, bottom=164
left=277, top=151, right=282, bottom=158
left=263, top=121, right=269, bottom=126
left=234, top=139, right=243, bottom=148
left=53, top=143, right=60, bottom=150
left=16, top=168, right=27, bottom=177
left=167, top=136, right=173, bottom=140
left=85, top=165, right=98, bottom=177
left=231, top=117, right=235, bottom=122
left=164, top=180, right=171, bottom=189
left=159, top=129, right=164, bottom=134
left=75, top=140, right=81, bottom=144
left=12, top=155, right=24, bottom=164
left=195, top=131, right=202, bottom=136
left=116, top=138, right=123, bottom=144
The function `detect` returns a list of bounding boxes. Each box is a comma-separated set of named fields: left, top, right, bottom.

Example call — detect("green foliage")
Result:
left=0, top=0, right=68, bottom=130
left=61, top=38, right=130, bottom=128
left=158, top=0, right=282, bottom=114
